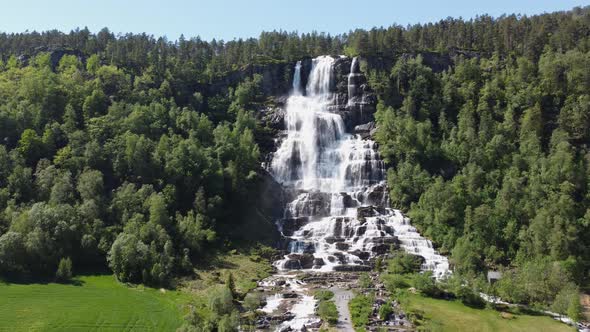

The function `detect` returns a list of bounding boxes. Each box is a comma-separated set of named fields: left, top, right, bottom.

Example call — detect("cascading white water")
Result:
left=269, top=56, right=451, bottom=279
left=347, top=56, right=359, bottom=105
left=292, top=61, right=302, bottom=95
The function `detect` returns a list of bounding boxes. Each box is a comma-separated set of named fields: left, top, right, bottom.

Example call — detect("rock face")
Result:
left=331, top=56, right=377, bottom=131
left=17, top=47, right=85, bottom=70
left=258, top=55, right=378, bottom=149
left=209, top=61, right=292, bottom=97
left=228, top=168, right=284, bottom=245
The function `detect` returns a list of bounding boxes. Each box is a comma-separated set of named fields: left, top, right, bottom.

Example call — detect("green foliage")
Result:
left=243, top=292, right=262, bottom=311
left=208, top=285, right=234, bottom=316
left=369, top=19, right=590, bottom=308
left=551, top=282, right=582, bottom=321
left=412, top=272, right=440, bottom=297
left=225, top=272, right=237, bottom=299
left=359, top=272, right=371, bottom=289
left=381, top=273, right=410, bottom=291
left=55, top=257, right=73, bottom=282
left=317, top=299, right=338, bottom=325
left=314, top=290, right=334, bottom=301
left=387, top=252, right=423, bottom=275
left=378, top=302, right=393, bottom=320
left=349, top=293, right=373, bottom=328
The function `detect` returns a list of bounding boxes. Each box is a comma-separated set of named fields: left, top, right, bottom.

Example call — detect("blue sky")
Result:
left=1, top=0, right=586, bottom=41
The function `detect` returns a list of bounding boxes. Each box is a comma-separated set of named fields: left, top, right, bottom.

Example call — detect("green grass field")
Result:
left=404, top=293, right=575, bottom=332
left=0, top=275, right=190, bottom=331
left=0, top=251, right=274, bottom=331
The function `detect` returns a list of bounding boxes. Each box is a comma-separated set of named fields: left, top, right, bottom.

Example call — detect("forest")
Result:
left=0, top=4, right=588, bottom=324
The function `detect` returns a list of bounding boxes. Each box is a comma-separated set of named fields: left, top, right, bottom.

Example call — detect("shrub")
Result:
left=387, top=252, right=423, bottom=274
left=382, top=273, right=409, bottom=291
left=378, top=302, right=393, bottom=320
left=359, top=273, right=372, bottom=289
left=55, top=257, right=73, bottom=282
left=317, top=300, right=338, bottom=325
left=455, top=286, right=485, bottom=308
left=243, top=292, right=262, bottom=311
left=349, top=294, right=373, bottom=327
left=314, top=290, right=334, bottom=301
left=412, top=272, right=440, bottom=297
left=217, top=310, right=240, bottom=332
left=208, top=285, right=234, bottom=316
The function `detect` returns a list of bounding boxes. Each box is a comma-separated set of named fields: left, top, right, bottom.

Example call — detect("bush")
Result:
left=314, top=290, right=334, bottom=301
left=243, top=292, right=262, bottom=311
left=551, top=282, right=582, bottom=321
left=412, top=272, right=440, bottom=297
left=359, top=273, right=372, bottom=289
left=217, top=310, right=240, bottom=332
left=55, top=257, right=73, bottom=282
left=317, top=300, right=338, bottom=325
left=349, top=294, right=373, bottom=328
left=387, top=252, right=423, bottom=274
left=378, top=302, right=393, bottom=320
left=382, top=273, right=409, bottom=291
left=456, top=286, right=485, bottom=308
left=208, top=285, right=234, bottom=316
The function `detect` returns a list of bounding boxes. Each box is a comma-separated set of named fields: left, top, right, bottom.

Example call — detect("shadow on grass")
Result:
left=0, top=275, right=87, bottom=286
left=193, top=253, right=239, bottom=272
left=0, top=267, right=113, bottom=286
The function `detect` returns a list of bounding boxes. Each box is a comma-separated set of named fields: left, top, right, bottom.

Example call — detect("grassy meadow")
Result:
left=404, top=293, right=575, bottom=332
left=0, top=274, right=189, bottom=331
left=0, top=251, right=273, bottom=331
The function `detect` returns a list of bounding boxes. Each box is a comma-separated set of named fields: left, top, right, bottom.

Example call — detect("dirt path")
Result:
left=330, top=287, right=354, bottom=332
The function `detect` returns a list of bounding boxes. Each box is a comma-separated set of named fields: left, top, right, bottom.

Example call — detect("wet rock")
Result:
left=280, top=217, right=309, bottom=236
left=355, top=121, right=376, bottom=139
left=333, top=252, right=347, bottom=264
left=356, top=225, right=367, bottom=236
left=351, top=250, right=371, bottom=260
left=272, top=312, right=295, bottom=322
left=283, top=253, right=315, bottom=269
left=285, top=191, right=332, bottom=218
left=365, top=183, right=387, bottom=206
left=325, top=236, right=345, bottom=244
left=260, top=106, right=286, bottom=130
left=282, top=292, right=298, bottom=299
left=306, top=320, right=323, bottom=328
left=335, top=242, right=350, bottom=251
left=357, top=206, right=379, bottom=218
left=313, top=258, right=325, bottom=267
left=371, top=244, right=391, bottom=255
left=333, top=265, right=372, bottom=272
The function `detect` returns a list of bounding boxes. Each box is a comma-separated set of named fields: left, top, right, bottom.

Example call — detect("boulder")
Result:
left=354, top=121, right=376, bottom=139
left=280, top=217, right=309, bottom=236
left=313, top=258, right=325, bottom=267
left=357, top=206, right=379, bottom=218
left=351, top=250, right=371, bottom=260
left=335, top=242, right=350, bottom=251
left=282, top=253, right=315, bottom=269
left=282, top=292, right=298, bottom=299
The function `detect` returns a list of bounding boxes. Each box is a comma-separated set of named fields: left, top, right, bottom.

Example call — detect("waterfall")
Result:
left=269, top=56, right=451, bottom=280
left=347, top=56, right=359, bottom=105
left=292, top=61, right=302, bottom=95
